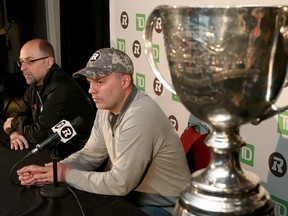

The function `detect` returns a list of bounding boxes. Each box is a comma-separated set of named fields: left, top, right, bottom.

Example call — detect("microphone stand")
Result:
left=40, top=142, right=69, bottom=198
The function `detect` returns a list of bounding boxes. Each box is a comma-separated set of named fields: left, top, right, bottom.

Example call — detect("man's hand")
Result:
left=3, top=117, right=13, bottom=133
left=10, top=131, right=29, bottom=150
left=17, top=162, right=71, bottom=187
left=17, top=164, right=50, bottom=187
left=0, top=28, right=6, bottom=35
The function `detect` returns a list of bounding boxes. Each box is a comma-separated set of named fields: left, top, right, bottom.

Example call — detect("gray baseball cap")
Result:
left=73, top=48, right=134, bottom=79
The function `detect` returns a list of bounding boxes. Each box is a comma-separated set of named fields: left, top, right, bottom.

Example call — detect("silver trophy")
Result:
left=144, top=5, right=288, bottom=215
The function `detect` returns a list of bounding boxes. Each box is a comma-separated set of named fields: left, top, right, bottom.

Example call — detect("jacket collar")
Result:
left=33, top=63, right=61, bottom=93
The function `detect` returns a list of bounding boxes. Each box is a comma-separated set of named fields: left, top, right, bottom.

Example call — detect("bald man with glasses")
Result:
left=3, top=39, right=95, bottom=159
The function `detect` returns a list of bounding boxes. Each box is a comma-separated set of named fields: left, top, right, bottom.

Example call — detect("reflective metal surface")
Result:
left=145, top=5, right=288, bottom=215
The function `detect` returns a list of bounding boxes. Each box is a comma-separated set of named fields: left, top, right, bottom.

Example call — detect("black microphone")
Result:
left=24, top=116, right=83, bottom=159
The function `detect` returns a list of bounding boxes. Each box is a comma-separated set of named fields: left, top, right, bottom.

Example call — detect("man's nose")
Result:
left=88, top=83, right=99, bottom=94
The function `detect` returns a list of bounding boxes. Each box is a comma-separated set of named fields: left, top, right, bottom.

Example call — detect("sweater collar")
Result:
left=109, top=85, right=138, bottom=127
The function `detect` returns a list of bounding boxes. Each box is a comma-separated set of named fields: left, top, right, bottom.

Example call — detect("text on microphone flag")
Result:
left=51, top=119, right=77, bottom=143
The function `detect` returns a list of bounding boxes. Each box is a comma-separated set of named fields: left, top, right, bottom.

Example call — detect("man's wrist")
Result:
left=59, top=162, right=71, bottom=182
left=9, top=131, right=18, bottom=140
left=64, top=166, right=72, bottom=182
left=6, top=128, right=16, bottom=136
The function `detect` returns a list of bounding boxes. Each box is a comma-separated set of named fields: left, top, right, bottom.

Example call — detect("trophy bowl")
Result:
left=144, top=5, right=288, bottom=215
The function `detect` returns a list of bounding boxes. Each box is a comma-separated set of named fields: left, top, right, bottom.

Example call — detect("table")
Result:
left=0, top=143, right=148, bottom=216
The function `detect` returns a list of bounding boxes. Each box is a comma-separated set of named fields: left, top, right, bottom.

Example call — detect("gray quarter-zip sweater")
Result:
left=62, top=86, right=191, bottom=213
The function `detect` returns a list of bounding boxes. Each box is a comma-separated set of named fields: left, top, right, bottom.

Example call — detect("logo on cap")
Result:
left=90, top=52, right=101, bottom=62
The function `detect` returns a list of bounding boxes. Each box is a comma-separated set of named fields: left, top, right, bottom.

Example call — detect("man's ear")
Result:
left=122, top=74, right=132, bottom=88
left=46, top=56, right=54, bottom=69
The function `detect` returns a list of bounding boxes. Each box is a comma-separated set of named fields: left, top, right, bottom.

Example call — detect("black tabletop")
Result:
left=0, top=142, right=147, bottom=216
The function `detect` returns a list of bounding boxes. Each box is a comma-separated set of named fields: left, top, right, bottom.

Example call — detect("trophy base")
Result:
left=174, top=177, right=275, bottom=216
left=173, top=131, right=275, bottom=216
left=174, top=201, right=274, bottom=216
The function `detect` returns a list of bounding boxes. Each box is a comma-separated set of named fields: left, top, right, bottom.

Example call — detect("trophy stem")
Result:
left=174, top=129, right=274, bottom=215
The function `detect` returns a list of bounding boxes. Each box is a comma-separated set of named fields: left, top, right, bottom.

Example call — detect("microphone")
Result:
left=24, top=116, right=83, bottom=159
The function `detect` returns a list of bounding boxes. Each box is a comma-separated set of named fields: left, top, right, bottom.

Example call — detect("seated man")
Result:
left=17, top=48, right=191, bottom=216
left=3, top=39, right=95, bottom=159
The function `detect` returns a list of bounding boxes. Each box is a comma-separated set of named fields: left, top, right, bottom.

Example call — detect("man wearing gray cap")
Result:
left=17, top=48, right=191, bottom=216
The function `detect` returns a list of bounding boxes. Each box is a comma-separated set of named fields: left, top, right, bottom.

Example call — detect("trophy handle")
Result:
left=251, top=104, right=288, bottom=125
left=281, top=7, right=288, bottom=54
left=252, top=8, right=288, bottom=125
left=144, top=5, right=177, bottom=95
left=251, top=7, right=288, bottom=125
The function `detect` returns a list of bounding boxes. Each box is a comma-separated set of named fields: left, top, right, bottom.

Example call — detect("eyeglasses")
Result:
left=17, top=56, right=50, bottom=67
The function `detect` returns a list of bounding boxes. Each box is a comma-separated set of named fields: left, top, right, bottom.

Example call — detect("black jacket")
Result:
left=10, top=64, right=95, bottom=158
